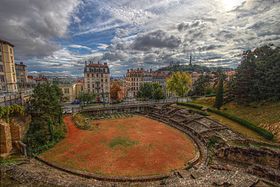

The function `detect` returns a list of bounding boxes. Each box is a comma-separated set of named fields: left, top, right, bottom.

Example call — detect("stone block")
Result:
left=0, top=121, right=12, bottom=155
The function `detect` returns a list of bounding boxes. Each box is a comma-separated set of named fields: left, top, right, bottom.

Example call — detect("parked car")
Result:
left=71, top=99, right=80, bottom=105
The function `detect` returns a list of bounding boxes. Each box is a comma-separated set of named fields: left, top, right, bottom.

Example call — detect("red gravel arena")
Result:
left=40, top=115, right=198, bottom=177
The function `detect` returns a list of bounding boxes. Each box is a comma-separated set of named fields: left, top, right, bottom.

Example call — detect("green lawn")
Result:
left=193, top=97, right=280, bottom=142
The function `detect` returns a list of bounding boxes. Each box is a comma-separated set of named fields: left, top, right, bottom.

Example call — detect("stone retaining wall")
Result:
left=216, top=147, right=280, bottom=170
left=0, top=121, right=12, bottom=156
left=35, top=156, right=169, bottom=182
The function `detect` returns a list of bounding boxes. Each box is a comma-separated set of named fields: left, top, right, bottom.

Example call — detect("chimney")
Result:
left=104, top=62, right=107, bottom=65
left=150, top=68, right=152, bottom=72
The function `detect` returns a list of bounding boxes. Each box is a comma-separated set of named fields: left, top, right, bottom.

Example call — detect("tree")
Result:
left=110, top=80, right=122, bottom=101
left=234, top=50, right=257, bottom=103
left=214, top=72, right=224, bottom=109
left=78, top=92, right=96, bottom=106
left=137, top=82, right=165, bottom=100
left=191, top=75, right=211, bottom=96
left=166, top=72, right=192, bottom=97
left=233, top=44, right=280, bottom=103
left=25, top=83, right=65, bottom=154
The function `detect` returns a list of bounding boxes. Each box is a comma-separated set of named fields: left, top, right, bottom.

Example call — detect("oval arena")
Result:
left=4, top=103, right=280, bottom=186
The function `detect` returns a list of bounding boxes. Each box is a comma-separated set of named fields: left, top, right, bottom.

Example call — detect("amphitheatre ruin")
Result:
left=1, top=103, right=280, bottom=186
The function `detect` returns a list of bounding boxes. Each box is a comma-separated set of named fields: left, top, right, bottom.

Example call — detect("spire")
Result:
left=189, top=54, right=192, bottom=66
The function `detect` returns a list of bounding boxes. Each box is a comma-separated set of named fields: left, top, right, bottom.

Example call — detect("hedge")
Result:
left=176, top=102, right=209, bottom=116
left=176, top=102, right=274, bottom=140
left=177, top=102, right=204, bottom=110
left=207, top=108, right=274, bottom=140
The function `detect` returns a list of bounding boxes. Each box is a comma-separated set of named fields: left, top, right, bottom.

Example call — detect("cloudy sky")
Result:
left=0, top=0, right=279, bottom=76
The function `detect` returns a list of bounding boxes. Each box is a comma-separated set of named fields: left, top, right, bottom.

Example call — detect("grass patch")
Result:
left=0, top=155, right=25, bottom=166
left=108, top=136, right=138, bottom=148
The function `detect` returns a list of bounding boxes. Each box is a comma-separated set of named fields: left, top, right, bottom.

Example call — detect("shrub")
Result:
left=73, top=113, right=91, bottom=130
left=207, top=108, right=274, bottom=140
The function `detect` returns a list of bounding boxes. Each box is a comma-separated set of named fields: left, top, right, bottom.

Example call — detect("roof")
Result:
left=0, top=39, right=14, bottom=47
left=85, top=63, right=109, bottom=68
left=15, top=62, right=26, bottom=67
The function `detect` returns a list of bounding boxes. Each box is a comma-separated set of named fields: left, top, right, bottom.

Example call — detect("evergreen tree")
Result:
left=192, top=75, right=211, bottom=96
left=214, top=73, right=224, bottom=110
left=233, top=45, right=280, bottom=103
left=234, top=50, right=257, bottom=104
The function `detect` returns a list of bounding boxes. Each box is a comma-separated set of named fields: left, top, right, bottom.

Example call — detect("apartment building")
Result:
left=15, top=62, right=28, bottom=91
left=59, top=84, right=76, bottom=102
left=152, top=71, right=170, bottom=96
left=125, top=68, right=153, bottom=98
left=84, top=62, right=110, bottom=102
left=0, top=39, right=17, bottom=93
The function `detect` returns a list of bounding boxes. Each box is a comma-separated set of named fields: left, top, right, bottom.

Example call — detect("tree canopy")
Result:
left=166, top=72, right=192, bottom=97
left=214, top=72, right=225, bottom=109
left=78, top=92, right=96, bottom=105
left=25, top=83, right=65, bottom=154
left=137, top=82, right=165, bottom=100
left=232, top=45, right=280, bottom=103
left=110, top=80, right=122, bottom=101
left=191, top=74, right=211, bottom=96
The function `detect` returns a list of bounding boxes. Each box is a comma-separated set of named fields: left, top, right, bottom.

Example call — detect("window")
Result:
left=64, top=88, right=69, bottom=94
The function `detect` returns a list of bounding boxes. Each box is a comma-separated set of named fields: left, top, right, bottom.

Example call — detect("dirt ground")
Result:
left=40, top=115, right=197, bottom=177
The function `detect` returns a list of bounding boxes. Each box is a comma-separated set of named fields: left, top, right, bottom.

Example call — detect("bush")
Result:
left=73, top=113, right=91, bottom=130
left=207, top=108, right=274, bottom=140
left=25, top=117, right=66, bottom=155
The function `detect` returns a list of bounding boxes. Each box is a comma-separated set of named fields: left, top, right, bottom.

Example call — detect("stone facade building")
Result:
left=15, top=62, right=28, bottom=91
left=125, top=68, right=169, bottom=98
left=84, top=62, right=110, bottom=103
left=0, top=39, right=18, bottom=93
left=125, top=68, right=152, bottom=98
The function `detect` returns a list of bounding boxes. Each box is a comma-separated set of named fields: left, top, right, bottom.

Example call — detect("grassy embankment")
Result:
left=178, top=97, right=280, bottom=143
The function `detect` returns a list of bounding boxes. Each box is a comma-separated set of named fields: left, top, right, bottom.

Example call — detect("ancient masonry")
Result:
left=1, top=104, right=280, bottom=186
left=0, top=118, right=30, bottom=157
left=0, top=121, right=12, bottom=156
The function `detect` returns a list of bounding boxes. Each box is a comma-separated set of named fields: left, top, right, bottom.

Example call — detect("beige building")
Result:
left=15, top=62, right=28, bottom=91
left=125, top=68, right=152, bottom=98
left=84, top=62, right=110, bottom=103
left=125, top=68, right=169, bottom=98
left=73, top=81, right=84, bottom=98
left=0, top=39, right=17, bottom=93
left=59, top=84, right=76, bottom=102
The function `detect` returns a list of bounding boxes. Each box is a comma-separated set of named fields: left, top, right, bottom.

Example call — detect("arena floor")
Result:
left=40, top=115, right=197, bottom=177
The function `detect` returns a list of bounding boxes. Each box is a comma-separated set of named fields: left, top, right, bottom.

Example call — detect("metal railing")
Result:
left=64, top=97, right=191, bottom=113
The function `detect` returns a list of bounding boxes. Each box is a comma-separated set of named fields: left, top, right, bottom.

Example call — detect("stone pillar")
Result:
left=0, top=121, right=12, bottom=156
